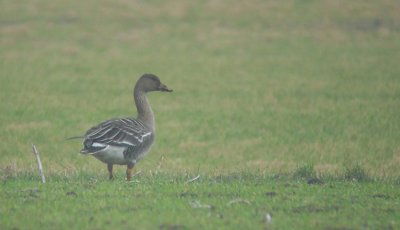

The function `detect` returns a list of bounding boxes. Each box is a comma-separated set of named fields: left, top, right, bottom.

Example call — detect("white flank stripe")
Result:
left=120, top=140, right=136, bottom=146
left=92, top=142, right=106, bottom=147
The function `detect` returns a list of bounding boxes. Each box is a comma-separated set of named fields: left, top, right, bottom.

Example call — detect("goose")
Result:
left=69, top=74, right=172, bottom=180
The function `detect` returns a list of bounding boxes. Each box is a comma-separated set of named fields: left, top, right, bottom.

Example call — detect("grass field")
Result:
left=1, top=174, right=399, bottom=230
left=1, top=0, right=400, bottom=229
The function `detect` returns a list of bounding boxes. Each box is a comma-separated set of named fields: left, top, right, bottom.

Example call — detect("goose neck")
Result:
left=134, top=89, right=155, bottom=130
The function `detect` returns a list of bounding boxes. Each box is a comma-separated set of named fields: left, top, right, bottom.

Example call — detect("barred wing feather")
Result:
left=81, top=118, right=153, bottom=153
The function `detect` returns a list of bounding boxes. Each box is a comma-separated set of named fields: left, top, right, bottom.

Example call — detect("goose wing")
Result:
left=81, top=118, right=153, bottom=154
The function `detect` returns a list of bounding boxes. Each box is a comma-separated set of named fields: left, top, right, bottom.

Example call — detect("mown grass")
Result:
left=1, top=0, right=400, bottom=229
left=1, top=173, right=399, bottom=230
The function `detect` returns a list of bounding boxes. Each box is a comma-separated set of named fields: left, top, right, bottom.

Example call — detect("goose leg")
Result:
left=107, top=164, right=114, bottom=180
left=126, top=163, right=135, bottom=181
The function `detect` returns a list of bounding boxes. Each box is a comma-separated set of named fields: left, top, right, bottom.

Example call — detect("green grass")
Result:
left=1, top=174, right=399, bottom=230
left=1, top=0, right=400, bottom=229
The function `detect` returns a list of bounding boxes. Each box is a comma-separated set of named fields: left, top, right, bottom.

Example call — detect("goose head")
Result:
left=136, top=74, right=173, bottom=93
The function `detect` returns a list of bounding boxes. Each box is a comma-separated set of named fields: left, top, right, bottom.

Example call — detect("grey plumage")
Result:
left=81, top=118, right=154, bottom=161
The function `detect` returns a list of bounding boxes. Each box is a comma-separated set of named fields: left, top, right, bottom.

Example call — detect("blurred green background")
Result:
left=1, top=0, right=399, bottom=178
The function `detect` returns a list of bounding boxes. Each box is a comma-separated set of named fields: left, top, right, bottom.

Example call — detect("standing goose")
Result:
left=74, top=74, right=172, bottom=181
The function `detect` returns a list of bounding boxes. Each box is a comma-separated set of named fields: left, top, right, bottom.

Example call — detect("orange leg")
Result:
left=107, top=164, right=113, bottom=180
left=126, top=163, right=135, bottom=181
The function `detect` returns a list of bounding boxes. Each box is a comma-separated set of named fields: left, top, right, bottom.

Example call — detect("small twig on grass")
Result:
left=227, top=198, right=251, bottom=206
left=19, top=187, right=39, bottom=193
left=133, top=170, right=142, bottom=177
left=31, top=144, right=45, bottom=183
left=189, top=200, right=212, bottom=209
left=265, top=213, right=272, bottom=223
left=127, top=170, right=142, bottom=182
left=186, top=175, right=200, bottom=183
